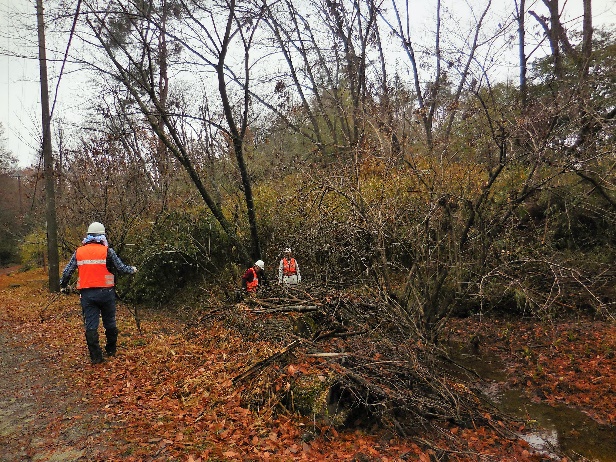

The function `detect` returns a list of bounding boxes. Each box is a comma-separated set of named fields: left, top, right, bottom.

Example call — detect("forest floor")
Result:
left=0, top=266, right=614, bottom=462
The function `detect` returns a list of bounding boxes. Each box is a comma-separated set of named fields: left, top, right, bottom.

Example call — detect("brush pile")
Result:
left=207, top=282, right=515, bottom=442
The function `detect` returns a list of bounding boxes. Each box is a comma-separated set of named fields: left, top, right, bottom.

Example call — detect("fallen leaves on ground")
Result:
left=3, top=267, right=609, bottom=461
left=449, top=315, right=616, bottom=426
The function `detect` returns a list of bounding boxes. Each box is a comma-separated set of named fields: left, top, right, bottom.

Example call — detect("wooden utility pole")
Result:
left=36, top=0, right=60, bottom=292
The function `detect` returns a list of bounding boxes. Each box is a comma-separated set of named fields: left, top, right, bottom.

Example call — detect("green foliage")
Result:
left=18, top=231, right=48, bottom=270
left=118, top=208, right=234, bottom=305
left=0, top=235, right=19, bottom=266
left=536, top=178, right=616, bottom=252
left=0, top=167, right=34, bottom=267
left=0, top=201, right=22, bottom=266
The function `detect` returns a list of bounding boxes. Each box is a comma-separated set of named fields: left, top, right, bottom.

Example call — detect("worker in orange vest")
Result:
left=59, top=222, right=137, bottom=364
left=278, top=247, right=301, bottom=285
left=241, top=260, right=265, bottom=294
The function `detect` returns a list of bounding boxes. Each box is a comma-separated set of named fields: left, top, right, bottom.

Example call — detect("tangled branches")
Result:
left=221, top=283, right=512, bottom=441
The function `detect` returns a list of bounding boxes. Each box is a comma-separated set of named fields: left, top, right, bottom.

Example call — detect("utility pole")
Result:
left=36, top=0, right=60, bottom=292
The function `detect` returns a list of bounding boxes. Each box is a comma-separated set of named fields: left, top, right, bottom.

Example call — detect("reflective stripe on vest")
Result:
left=246, top=267, right=259, bottom=293
left=282, top=258, right=297, bottom=276
left=76, top=244, right=115, bottom=289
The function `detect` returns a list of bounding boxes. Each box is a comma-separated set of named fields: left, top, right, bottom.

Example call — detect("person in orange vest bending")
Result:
left=59, top=222, right=137, bottom=364
left=278, top=247, right=301, bottom=285
left=241, top=260, right=265, bottom=294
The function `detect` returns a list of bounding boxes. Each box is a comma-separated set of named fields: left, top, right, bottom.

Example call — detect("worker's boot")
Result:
left=85, top=329, right=104, bottom=364
left=105, top=327, right=118, bottom=357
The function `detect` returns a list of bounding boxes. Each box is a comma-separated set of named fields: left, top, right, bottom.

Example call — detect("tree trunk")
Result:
left=544, top=0, right=562, bottom=79
left=580, top=0, right=592, bottom=78
left=516, top=0, right=527, bottom=110
left=217, top=0, right=261, bottom=262
left=156, top=0, right=170, bottom=212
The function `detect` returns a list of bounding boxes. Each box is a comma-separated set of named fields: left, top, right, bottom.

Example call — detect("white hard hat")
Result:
left=87, top=222, right=105, bottom=235
left=284, top=247, right=292, bottom=253
left=255, top=260, right=265, bottom=270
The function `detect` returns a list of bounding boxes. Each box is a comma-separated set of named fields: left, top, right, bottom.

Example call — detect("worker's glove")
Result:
left=297, top=276, right=301, bottom=283
left=131, top=266, right=138, bottom=274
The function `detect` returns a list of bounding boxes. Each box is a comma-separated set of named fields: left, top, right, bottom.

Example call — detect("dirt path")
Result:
left=0, top=332, right=110, bottom=461
left=0, top=267, right=99, bottom=462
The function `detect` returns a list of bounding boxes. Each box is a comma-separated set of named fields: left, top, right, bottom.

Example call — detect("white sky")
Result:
left=1, top=0, right=40, bottom=167
left=1, top=0, right=615, bottom=168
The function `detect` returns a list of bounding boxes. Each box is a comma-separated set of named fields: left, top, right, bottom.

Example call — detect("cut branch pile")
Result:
left=215, top=284, right=515, bottom=441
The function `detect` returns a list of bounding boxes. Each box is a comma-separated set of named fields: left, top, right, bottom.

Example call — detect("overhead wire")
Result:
left=49, top=0, right=83, bottom=120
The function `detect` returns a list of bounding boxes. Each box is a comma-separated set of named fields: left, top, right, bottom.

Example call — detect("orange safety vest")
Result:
left=76, top=244, right=115, bottom=289
left=246, top=267, right=259, bottom=293
left=281, top=258, right=297, bottom=276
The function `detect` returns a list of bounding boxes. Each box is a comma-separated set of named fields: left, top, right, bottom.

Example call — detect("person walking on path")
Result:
left=278, top=248, right=301, bottom=286
left=59, top=222, right=137, bottom=364
left=241, top=260, right=265, bottom=295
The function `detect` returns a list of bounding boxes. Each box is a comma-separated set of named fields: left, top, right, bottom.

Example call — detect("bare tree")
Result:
left=259, top=0, right=383, bottom=161
left=527, top=0, right=615, bottom=209
left=386, top=0, right=493, bottom=152
left=75, top=0, right=269, bottom=263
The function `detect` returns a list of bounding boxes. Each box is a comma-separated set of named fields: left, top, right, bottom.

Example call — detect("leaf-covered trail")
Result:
left=0, top=332, right=111, bottom=461
left=0, top=270, right=122, bottom=461
left=0, top=268, right=432, bottom=461
left=3, top=267, right=613, bottom=461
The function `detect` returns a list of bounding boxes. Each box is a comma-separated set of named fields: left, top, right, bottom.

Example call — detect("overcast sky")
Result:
left=1, top=0, right=615, bottom=168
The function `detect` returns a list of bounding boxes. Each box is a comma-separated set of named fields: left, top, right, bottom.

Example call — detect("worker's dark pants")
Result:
left=80, top=287, right=117, bottom=331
